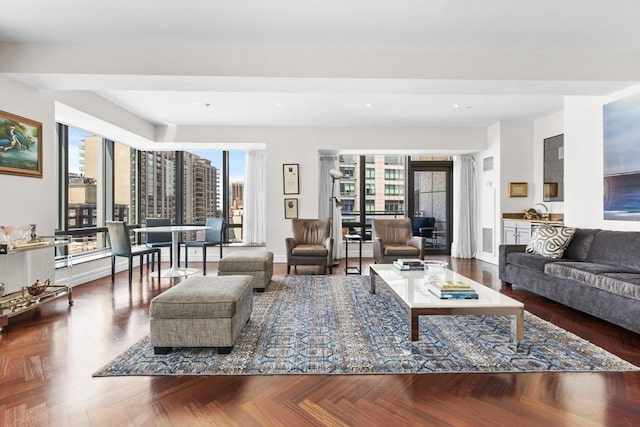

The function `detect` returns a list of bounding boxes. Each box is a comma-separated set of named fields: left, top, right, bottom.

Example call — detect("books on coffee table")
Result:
left=427, top=281, right=479, bottom=299
left=393, top=259, right=424, bottom=271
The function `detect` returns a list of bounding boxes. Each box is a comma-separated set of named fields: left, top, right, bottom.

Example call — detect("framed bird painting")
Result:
left=0, top=110, right=43, bottom=178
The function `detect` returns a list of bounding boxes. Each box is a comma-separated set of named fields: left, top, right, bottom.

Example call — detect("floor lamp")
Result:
left=329, top=168, right=344, bottom=266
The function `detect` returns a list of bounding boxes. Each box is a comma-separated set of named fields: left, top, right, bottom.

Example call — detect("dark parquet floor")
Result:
left=1, top=256, right=639, bottom=426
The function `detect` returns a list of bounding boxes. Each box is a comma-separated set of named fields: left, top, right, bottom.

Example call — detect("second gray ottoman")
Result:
left=149, top=275, right=253, bottom=354
left=218, top=250, right=274, bottom=291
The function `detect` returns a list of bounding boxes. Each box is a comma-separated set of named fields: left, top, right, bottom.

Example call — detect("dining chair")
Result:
left=144, top=217, right=174, bottom=268
left=182, top=217, right=225, bottom=275
left=106, top=221, right=161, bottom=286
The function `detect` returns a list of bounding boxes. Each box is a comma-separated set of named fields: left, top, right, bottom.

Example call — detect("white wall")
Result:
left=474, top=123, right=500, bottom=264
left=475, top=121, right=535, bottom=264
left=0, top=76, right=56, bottom=291
left=499, top=121, right=534, bottom=214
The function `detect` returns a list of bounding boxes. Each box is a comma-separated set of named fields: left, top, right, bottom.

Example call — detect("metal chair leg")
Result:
left=202, top=246, right=207, bottom=276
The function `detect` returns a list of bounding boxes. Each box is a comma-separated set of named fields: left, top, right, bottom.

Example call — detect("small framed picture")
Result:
left=283, top=163, right=299, bottom=194
left=284, top=198, right=298, bottom=219
left=509, top=182, right=528, bottom=197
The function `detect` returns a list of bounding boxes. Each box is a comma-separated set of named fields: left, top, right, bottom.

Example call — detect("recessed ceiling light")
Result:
left=275, top=102, right=282, bottom=107
left=365, top=103, right=372, bottom=108
left=453, top=104, right=460, bottom=109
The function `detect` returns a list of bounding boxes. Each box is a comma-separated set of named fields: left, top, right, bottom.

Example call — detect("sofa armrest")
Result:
left=498, top=244, right=527, bottom=282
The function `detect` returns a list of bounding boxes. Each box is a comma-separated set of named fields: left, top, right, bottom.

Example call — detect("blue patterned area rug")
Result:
left=93, top=275, right=638, bottom=376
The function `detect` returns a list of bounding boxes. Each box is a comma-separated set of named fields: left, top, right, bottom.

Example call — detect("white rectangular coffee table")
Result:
left=369, top=264, right=524, bottom=342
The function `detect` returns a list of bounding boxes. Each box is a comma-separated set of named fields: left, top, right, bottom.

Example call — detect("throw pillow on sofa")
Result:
left=526, top=225, right=576, bottom=258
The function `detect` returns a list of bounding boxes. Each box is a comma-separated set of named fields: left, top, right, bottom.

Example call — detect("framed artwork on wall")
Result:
left=0, top=110, right=43, bottom=178
left=603, top=91, right=640, bottom=221
left=284, top=198, right=299, bottom=219
left=509, top=182, right=528, bottom=197
left=283, top=163, right=299, bottom=194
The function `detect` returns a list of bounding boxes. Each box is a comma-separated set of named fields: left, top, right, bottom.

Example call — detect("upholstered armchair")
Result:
left=372, top=218, right=424, bottom=264
left=285, top=218, right=333, bottom=274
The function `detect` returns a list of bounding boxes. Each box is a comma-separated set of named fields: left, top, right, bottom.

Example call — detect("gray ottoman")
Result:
left=149, top=275, right=253, bottom=354
left=218, top=250, right=274, bottom=291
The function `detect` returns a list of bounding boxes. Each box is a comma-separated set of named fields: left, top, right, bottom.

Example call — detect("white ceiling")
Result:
left=1, top=0, right=639, bottom=127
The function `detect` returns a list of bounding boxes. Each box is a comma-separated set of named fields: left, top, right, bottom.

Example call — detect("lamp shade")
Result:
left=329, top=168, right=344, bottom=180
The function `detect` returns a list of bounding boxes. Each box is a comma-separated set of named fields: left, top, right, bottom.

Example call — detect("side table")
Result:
left=344, top=234, right=362, bottom=275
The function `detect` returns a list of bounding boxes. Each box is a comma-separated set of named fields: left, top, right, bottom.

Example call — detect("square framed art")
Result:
left=509, top=182, right=528, bottom=197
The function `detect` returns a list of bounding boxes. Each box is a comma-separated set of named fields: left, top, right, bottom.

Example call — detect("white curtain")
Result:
left=243, top=150, right=266, bottom=244
left=319, top=153, right=342, bottom=259
left=451, top=154, right=476, bottom=258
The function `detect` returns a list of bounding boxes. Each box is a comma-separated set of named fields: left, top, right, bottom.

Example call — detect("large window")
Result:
left=338, top=154, right=406, bottom=239
left=60, top=127, right=107, bottom=256
left=189, top=150, right=245, bottom=242
left=58, top=123, right=247, bottom=261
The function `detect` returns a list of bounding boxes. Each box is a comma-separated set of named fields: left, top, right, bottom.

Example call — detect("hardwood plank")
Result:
left=0, top=257, right=638, bottom=426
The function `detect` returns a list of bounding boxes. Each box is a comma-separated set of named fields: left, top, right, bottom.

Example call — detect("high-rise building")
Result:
left=230, top=181, right=243, bottom=209
left=68, top=142, right=221, bottom=231
left=183, top=153, right=220, bottom=223
left=229, top=181, right=244, bottom=241
left=338, top=154, right=405, bottom=225
left=138, top=151, right=177, bottom=222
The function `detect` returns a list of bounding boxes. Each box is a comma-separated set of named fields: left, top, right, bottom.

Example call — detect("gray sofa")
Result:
left=499, top=228, right=640, bottom=334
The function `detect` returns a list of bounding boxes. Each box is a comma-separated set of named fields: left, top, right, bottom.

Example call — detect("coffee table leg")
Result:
left=515, top=308, right=524, bottom=341
left=369, top=268, right=377, bottom=294
left=411, top=311, right=420, bottom=341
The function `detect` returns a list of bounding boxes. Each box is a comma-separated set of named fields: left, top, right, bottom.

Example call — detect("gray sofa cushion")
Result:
left=586, top=230, right=640, bottom=271
left=563, top=228, right=599, bottom=261
left=506, top=252, right=565, bottom=272
left=596, top=273, right=640, bottom=301
left=545, top=262, right=640, bottom=300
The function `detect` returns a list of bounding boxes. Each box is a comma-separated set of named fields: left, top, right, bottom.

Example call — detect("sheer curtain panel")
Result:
left=244, top=150, right=266, bottom=244
left=451, top=154, right=477, bottom=258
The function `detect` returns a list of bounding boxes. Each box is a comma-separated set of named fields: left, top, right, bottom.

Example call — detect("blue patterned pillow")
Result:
left=526, top=225, right=576, bottom=258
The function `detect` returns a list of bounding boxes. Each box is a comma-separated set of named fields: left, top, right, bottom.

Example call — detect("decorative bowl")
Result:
left=422, top=260, right=448, bottom=271
left=26, top=278, right=50, bottom=296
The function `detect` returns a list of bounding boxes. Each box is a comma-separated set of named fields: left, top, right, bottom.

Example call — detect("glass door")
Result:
left=408, top=161, right=452, bottom=255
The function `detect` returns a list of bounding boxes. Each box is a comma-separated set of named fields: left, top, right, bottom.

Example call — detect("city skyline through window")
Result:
left=59, top=124, right=248, bottom=259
